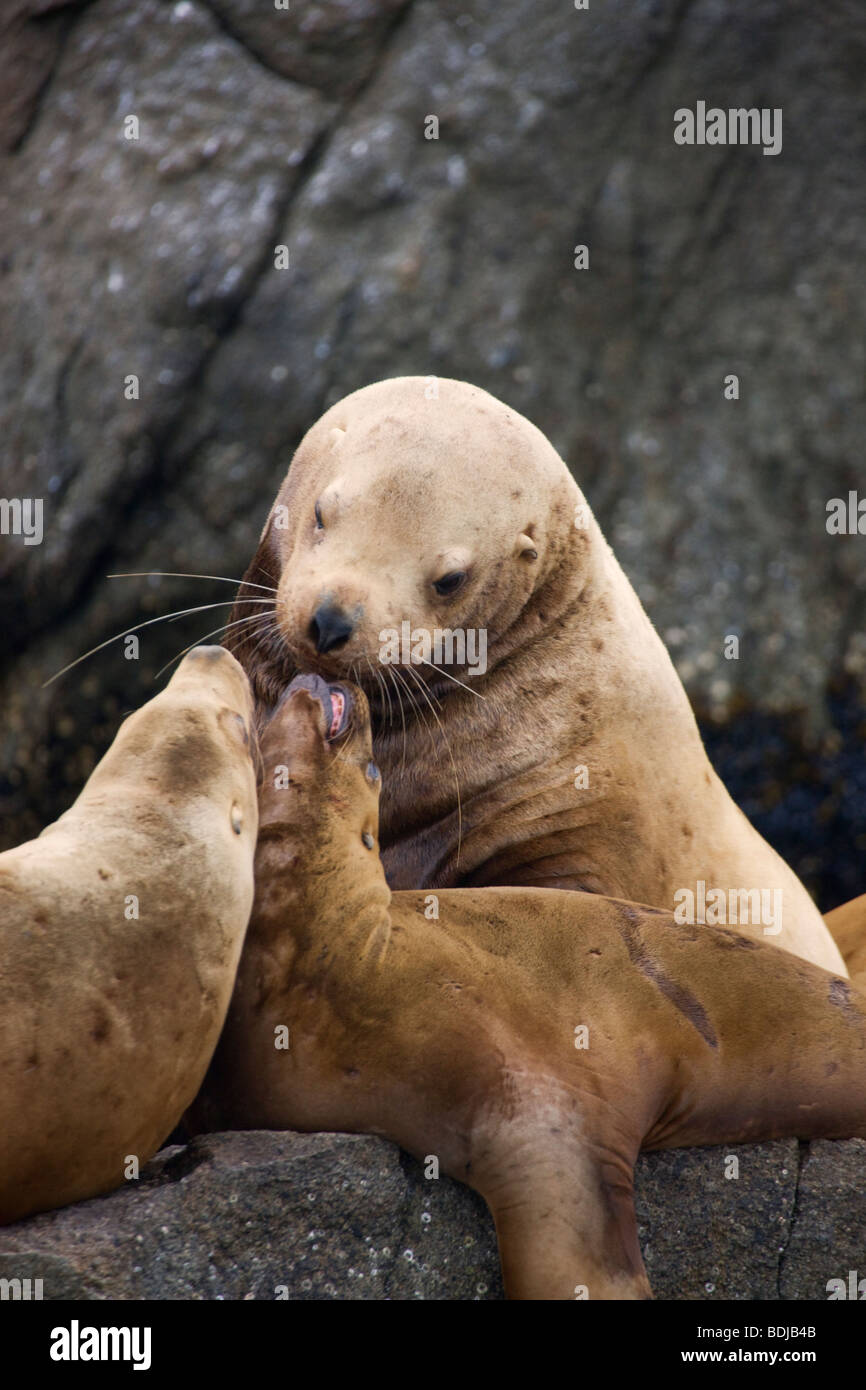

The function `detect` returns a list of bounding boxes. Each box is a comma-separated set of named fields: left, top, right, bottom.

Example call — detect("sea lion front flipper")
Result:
left=469, top=1086, right=651, bottom=1301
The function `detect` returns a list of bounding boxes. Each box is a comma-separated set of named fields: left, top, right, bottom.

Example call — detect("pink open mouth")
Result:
left=283, top=674, right=352, bottom=741
left=328, top=688, right=346, bottom=739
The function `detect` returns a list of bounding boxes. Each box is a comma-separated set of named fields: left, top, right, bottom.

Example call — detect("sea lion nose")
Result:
left=309, top=602, right=355, bottom=654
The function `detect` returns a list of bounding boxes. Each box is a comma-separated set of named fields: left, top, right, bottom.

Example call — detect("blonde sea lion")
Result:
left=229, top=376, right=843, bottom=974
left=189, top=677, right=866, bottom=1300
left=825, top=896, right=866, bottom=989
left=0, top=646, right=258, bottom=1225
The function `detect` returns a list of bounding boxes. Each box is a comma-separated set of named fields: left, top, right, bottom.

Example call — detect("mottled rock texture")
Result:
left=0, top=1132, right=863, bottom=1300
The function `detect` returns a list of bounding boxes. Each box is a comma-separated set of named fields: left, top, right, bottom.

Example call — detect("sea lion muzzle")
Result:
left=282, top=672, right=353, bottom=741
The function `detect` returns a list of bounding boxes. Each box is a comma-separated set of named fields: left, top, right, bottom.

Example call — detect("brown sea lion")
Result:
left=227, top=376, right=843, bottom=974
left=189, top=676, right=866, bottom=1300
left=0, top=646, right=258, bottom=1224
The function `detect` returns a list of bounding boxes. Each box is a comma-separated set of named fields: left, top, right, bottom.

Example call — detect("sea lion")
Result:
left=228, top=376, right=843, bottom=974
left=0, top=646, right=258, bottom=1225
left=190, top=676, right=866, bottom=1301
left=825, top=896, right=866, bottom=988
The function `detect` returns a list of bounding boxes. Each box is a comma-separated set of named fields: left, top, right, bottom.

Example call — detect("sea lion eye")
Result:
left=433, top=570, right=466, bottom=597
left=314, top=501, right=324, bottom=530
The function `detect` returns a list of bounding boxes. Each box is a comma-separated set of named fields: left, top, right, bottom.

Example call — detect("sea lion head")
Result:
left=233, top=377, right=582, bottom=707
left=256, top=673, right=382, bottom=874
left=83, top=645, right=259, bottom=852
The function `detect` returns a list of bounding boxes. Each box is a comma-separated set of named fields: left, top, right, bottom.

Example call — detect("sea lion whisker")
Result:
left=388, top=663, right=418, bottom=721
left=379, top=665, right=395, bottom=731
left=107, top=571, right=278, bottom=593
left=258, top=627, right=300, bottom=665
left=392, top=665, right=433, bottom=750
left=165, top=599, right=274, bottom=629
left=393, top=663, right=444, bottom=714
left=369, top=656, right=395, bottom=732
left=418, top=657, right=486, bottom=701
left=153, top=609, right=278, bottom=681
left=248, top=559, right=279, bottom=587
left=386, top=666, right=408, bottom=774
left=42, top=600, right=271, bottom=688
left=404, top=664, right=463, bottom=867
left=247, top=619, right=287, bottom=677
left=362, top=654, right=379, bottom=714
left=369, top=663, right=386, bottom=726
left=390, top=666, right=439, bottom=787
left=420, top=680, right=444, bottom=713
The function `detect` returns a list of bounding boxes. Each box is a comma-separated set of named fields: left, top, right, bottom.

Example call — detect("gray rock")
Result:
left=203, top=0, right=411, bottom=98
left=0, top=1131, right=504, bottom=1300
left=0, top=1131, right=861, bottom=1300
left=635, top=1141, right=799, bottom=1300
left=779, top=1138, right=866, bottom=1299
left=0, top=2, right=76, bottom=153
left=1, top=0, right=866, bottom=869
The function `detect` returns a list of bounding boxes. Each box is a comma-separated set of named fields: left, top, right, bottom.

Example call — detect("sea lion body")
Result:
left=231, top=376, right=842, bottom=974
left=825, top=895, right=866, bottom=988
left=192, top=679, right=866, bottom=1300
left=0, top=647, right=258, bottom=1224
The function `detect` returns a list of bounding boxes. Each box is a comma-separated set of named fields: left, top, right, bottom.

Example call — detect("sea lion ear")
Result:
left=516, top=532, right=538, bottom=561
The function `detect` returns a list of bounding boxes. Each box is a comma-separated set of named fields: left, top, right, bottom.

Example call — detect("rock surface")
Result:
left=0, top=1131, right=863, bottom=1300
left=0, top=0, right=865, bottom=905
